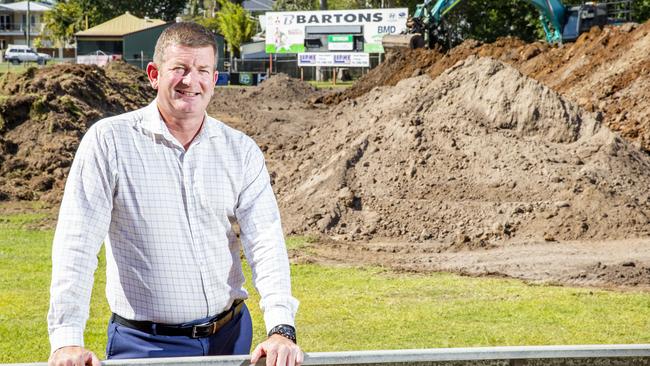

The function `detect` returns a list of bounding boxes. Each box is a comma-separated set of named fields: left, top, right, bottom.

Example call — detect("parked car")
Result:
left=3, top=45, right=50, bottom=65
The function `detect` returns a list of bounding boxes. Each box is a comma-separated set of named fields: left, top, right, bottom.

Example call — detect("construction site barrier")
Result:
left=5, top=345, right=650, bottom=366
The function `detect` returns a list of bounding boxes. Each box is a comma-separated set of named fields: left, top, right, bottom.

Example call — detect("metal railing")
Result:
left=603, top=0, right=633, bottom=22
left=5, top=345, right=650, bottom=366
left=0, top=23, right=44, bottom=34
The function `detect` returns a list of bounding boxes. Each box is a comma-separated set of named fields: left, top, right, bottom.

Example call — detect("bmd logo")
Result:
left=378, top=25, right=396, bottom=33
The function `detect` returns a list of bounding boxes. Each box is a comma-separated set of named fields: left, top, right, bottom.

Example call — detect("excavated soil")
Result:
left=2, top=22, right=650, bottom=290
left=325, top=21, right=650, bottom=152
left=277, top=57, right=650, bottom=246
left=0, top=61, right=155, bottom=202
left=233, top=59, right=650, bottom=291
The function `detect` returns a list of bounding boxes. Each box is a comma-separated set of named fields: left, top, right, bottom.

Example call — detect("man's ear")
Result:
left=213, top=70, right=219, bottom=85
left=146, top=62, right=159, bottom=89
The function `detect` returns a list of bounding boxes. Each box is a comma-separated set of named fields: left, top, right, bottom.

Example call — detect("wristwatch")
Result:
left=268, top=324, right=297, bottom=343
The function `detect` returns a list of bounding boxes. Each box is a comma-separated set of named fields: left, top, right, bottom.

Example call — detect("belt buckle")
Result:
left=191, top=321, right=216, bottom=338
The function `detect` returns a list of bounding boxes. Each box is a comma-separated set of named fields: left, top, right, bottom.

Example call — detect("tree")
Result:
left=101, top=0, right=189, bottom=21
left=44, top=0, right=188, bottom=47
left=195, top=16, right=220, bottom=34
left=633, top=0, right=650, bottom=22
left=215, top=0, right=256, bottom=57
left=402, top=0, right=566, bottom=47
left=449, top=0, right=542, bottom=44
left=272, top=0, right=317, bottom=11
left=43, top=0, right=102, bottom=47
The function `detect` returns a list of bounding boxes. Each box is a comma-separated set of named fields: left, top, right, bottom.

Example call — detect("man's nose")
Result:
left=182, top=71, right=194, bottom=84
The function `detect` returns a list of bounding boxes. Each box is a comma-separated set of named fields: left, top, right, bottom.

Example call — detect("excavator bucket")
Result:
left=381, top=33, right=426, bottom=51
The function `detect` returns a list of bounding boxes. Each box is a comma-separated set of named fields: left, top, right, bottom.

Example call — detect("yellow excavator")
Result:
left=382, top=0, right=612, bottom=50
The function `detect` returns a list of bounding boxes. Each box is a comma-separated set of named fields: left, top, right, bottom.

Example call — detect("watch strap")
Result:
left=268, top=324, right=297, bottom=344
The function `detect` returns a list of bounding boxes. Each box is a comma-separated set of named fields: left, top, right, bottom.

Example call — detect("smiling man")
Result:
left=47, top=22, right=302, bottom=366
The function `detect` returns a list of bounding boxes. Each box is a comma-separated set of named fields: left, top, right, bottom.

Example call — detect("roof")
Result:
left=75, top=12, right=167, bottom=37
left=0, top=1, right=52, bottom=12
left=243, top=0, right=273, bottom=12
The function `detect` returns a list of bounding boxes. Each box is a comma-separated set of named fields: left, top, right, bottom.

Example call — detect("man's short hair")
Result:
left=153, top=22, right=218, bottom=68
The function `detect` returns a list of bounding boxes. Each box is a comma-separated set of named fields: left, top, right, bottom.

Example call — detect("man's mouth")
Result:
left=176, top=90, right=200, bottom=97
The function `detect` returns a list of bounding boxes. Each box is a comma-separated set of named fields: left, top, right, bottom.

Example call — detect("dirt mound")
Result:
left=0, top=61, right=154, bottom=202
left=209, top=74, right=328, bottom=188
left=324, top=21, right=650, bottom=151
left=276, top=56, right=650, bottom=246
left=252, top=73, right=317, bottom=102
left=322, top=37, right=530, bottom=104
left=537, top=22, right=650, bottom=152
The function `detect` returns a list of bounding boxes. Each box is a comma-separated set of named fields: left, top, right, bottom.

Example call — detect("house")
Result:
left=75, top=12, right=226, bottom=70
left=0, top=1, right=53, bottom=50
left=243, top=0, right=274, bottom=13
left=75, top=12, right=168, bottom=67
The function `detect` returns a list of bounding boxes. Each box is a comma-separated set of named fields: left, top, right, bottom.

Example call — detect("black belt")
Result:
left=111, top=300, right=245, bottom=339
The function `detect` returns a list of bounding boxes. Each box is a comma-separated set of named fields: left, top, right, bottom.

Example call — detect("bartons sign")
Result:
left=285, top=12, right=384, bottom=24
left=265, top=8, right=408, bottom=54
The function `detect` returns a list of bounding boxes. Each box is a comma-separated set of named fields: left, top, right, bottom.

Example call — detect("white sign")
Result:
left=328, top=42, right=354, bottom=51
left=76, top=54, right=122, bottom=66
left=266, top=8, right=408, bottom=54
left=298, top=52, right=370, bottom=67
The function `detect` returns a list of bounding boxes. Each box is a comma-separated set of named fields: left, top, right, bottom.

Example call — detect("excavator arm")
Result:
left=381, top=0, right=465, bottom=49
left=527, top=0, right=567, bottom=43
left=382, top=0, right=570, bottom=50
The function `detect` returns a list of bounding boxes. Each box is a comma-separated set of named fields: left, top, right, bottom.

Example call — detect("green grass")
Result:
left=0, top=61, right=32, bottom=75
left=0, top=60, right=61, bottom=75
left=1, top=209, right=649, bottom=363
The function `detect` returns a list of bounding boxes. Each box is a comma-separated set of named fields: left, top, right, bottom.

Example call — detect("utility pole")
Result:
left=317, top=0, right=327, bottom=81
left=26, top=0, right=31, bottom=47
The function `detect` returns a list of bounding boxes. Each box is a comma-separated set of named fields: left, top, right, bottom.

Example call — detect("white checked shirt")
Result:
left=48, top=101, right=298, bottom=353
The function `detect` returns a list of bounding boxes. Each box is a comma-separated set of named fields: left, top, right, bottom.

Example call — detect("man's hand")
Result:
left=48, top=346, right=100, bottom=366
left=250, top=334, right=303, bottom=366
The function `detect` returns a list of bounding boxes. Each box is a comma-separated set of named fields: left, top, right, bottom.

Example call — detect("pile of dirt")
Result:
left=321, top=37, right=531, bottom=104
left=251, top=73, right=317, bottom=102
left=274, top=56, right=650, bottom=247
left=324, top=21, right=650, bottom=152
left=0, top=61, right=154, bottom=202
left=208, top=74, right=329, bottom=185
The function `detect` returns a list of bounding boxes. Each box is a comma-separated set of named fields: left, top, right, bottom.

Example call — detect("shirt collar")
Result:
left=140, top=99, right=222, bottom=143
left=140, top=99, right=172, bottom=138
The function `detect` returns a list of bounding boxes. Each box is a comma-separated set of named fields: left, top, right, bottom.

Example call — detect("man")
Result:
left=48, top=22, right=302, bottom=366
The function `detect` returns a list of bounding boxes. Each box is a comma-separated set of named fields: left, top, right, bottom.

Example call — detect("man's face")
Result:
left=147, top=43, right=217, bottom=122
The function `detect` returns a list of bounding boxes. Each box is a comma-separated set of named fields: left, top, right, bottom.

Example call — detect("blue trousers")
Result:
left=106, top=304, right=253, bottom=359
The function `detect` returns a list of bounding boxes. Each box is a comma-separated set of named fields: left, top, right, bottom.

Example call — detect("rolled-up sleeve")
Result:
left=236, top=144, right=298, bottom=333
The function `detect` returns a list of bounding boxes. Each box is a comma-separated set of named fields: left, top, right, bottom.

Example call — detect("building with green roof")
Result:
left=75, top=12, right=225, bottom=71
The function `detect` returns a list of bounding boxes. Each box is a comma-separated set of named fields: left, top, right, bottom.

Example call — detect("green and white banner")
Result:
left=265, top=8, right=408, bottom=54
left=328, top=35, right=354, bottom=51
